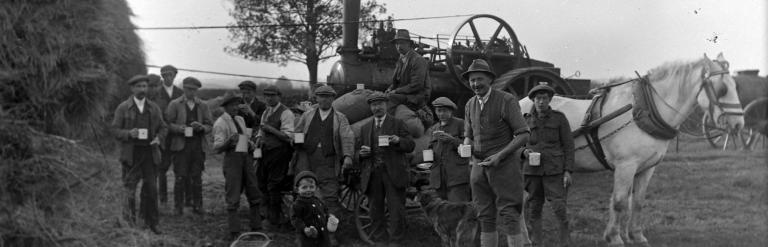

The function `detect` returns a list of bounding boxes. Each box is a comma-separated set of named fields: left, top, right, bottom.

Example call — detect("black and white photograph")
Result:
left=1, top=0, right=765, bottom=246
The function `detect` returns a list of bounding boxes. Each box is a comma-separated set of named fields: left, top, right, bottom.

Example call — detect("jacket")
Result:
left=111, top=97, right=167, bottom=166
left=165, top=95, right=214, bottom=152
left=291, top=108, right=355, bottom=177
left=212, top=112, right=248, bottom=154
left=354, top=115, right=415, bottom=193
left=523, top=107, right=575, bottom=175
left=426, top=117, right=469, bottom=188
left=389, top=50, right=430, bottom=105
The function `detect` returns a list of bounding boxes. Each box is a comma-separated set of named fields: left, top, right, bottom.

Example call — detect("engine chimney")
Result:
left=339, top=0, right=361, bottom=63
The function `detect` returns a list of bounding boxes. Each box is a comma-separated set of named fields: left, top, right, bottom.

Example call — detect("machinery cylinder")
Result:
left=340, top=0, right=361, bottom=63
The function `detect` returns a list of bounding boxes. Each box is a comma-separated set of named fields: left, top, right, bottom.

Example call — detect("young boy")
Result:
left=291, top=171, right=338, bottom=247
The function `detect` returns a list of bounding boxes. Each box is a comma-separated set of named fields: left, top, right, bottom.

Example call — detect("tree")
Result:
left=227, top=0, right=387, bottom=86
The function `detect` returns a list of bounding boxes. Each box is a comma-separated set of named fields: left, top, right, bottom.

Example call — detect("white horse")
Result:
left=518, top=53, right=744, bottom=246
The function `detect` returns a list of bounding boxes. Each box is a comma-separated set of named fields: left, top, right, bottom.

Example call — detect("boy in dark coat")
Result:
left=291, top=171, right=338, bottom=247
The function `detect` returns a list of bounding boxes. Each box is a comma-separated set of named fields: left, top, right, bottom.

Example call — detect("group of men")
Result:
left=111, top=28, right=575, bottom=247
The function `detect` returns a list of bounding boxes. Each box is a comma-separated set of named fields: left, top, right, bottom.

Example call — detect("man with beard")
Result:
left=237, top=80, right=268, bottom=128
left=291, top=85, right=355, bottom=246
left=213, top=94, right=262, bottom=240
left=256, top=85, right=295, bottom=230
left=156, top=65, right=184, bottom=205
left=462, top=59, right=530, bottom=247
left=165, top=77, right=214, bottom=215
left=112, top=75, right=167, bottom=234
left=355, top=92, right=415, bottom=247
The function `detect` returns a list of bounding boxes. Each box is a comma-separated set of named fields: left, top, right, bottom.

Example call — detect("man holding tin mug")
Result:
left=425, top=97, right=470, bottom=202
left=462, top=59, right=530, bottom=247
left=355, top=91, right=415, bottom=247
left=522, top=83, right=575, bottom=247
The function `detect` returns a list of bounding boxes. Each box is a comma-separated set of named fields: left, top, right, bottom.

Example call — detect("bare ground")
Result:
left=150, top=136, right=766, bottom=247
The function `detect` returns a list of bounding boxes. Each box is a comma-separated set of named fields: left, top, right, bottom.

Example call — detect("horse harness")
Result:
left=572, top=64, right=732, bottom=171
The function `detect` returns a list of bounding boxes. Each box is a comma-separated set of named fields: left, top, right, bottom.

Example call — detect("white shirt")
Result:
left=260, top=103, right=295, bottom=136
left=319, top=108, right=332, bottom=121
left=374, top=115, right=387, bottom=128
left=133, top=96, right=146, bottom=113
left=164, top=84, right=174, bottom=98
left=477, top=89, right=492, bottom=111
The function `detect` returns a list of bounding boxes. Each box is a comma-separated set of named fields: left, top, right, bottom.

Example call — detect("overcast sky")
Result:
left=128, top=0, right=766, bottom=88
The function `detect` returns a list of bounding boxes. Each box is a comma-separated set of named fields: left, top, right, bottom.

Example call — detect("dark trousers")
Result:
left=223, top=152, right=262, bottom=232
left=173, top=142, right=205, bottom=210
left=470, top=155, right=523, bottom=235
left=309, top=146, right=342, bottom=217
left=123, top=145, right=159, bottom=227
left=157, top=148, right=173, bottom=203
left=367, top=166, right=406, bottom=242
left=257, top=146, right=293, bottom=225
left=524, top=174, right=568, bottom=238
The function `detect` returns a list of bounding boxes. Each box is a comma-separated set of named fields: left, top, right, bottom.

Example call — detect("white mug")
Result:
left=327, top=215, right=339, bottom=232
left=528, top=152, right=541, bottom=166
left=378, top=135, right=389, bottom=147
left=184, top=126, right=193, bottom=137
left=244, top=127, right=253, bottom=137
left=137, top=128, right=148, bottom=140
left=459, top=144, right=471, bottom=158
left=356, top=83, right=365, bottom=90
left=423, top=149, right=434, bottom=162
left=253, top=148, right=262, bottom=158
left=294, top=133, right=305, bottom=143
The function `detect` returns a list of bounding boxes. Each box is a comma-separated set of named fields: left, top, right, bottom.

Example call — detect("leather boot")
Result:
left=479, top=231, right=498, bottom=247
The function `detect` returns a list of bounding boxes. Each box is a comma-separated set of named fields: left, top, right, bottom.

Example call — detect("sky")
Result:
left=127, top=0, right=767, bottom=88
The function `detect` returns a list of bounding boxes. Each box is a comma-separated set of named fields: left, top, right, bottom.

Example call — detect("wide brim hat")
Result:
left=366, top=91, right=388, bottom=104
left=294, top=170, right=318, bottom=187
left=527, top=83, right=556, bottom=99
left=127, top=75, right=149, bottom=86
left=461, top=59, right=496, bottom=80
left=219, top=94, right=243, bottom=107
left=431, top=97, right=457, bottom=110
left=390, top=29, right=414, bottom=43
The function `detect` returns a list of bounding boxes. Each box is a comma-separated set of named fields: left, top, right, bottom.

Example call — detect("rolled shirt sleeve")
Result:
left=279, top=108, right=295, bottom=136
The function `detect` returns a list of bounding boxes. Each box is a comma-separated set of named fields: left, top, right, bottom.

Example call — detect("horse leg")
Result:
left=603, top=163, right=637, bottom=246
left=627, top=166, right=656, bottom=246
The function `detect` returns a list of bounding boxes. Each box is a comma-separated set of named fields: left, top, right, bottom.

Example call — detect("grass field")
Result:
left=148, top=136, right=766, bottom=247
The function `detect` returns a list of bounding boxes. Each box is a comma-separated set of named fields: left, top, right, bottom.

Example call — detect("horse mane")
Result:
left=646, top=58, right=707, bottom=85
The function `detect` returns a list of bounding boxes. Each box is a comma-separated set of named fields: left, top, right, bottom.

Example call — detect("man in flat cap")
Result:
left=165, top=77, right=214, bottom=215
left=111, top=75, right=167, bottom=234
left=256, top=85, right=296, bottom=229
left=462, top=59, right=530, bottom=247
left=522, top=83, right=574, bottom=247
left=213, top=94, right=262, bottom=240
left=146, top=74, right=162, bottom=102
left=355, top=92, right=415, bottom=247
left=291, top=85, right=355, bottom=246
left=425, top=97, right=470, bottom=202
left=156, top=64, right=184, bottom=204
left=238, top=80, right=268, bottom=128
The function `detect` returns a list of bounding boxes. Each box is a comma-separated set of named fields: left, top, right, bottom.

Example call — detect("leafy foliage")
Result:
left=227, top=0, right=387, bottom=84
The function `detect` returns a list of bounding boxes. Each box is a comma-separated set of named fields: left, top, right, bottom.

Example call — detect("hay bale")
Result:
left=0, top=0, right=146, bottom=136
left=332, top=89, right=374, bottom=124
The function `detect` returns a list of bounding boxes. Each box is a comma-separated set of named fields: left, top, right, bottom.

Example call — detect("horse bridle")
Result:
left=700, top=60, right=743, bottom=118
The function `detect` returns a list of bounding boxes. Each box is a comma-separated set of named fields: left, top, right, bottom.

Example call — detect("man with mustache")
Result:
left=112, top=75, right=167, bottom=234
left=386, top=29, right=433, bottom=126
left=462, top=59, right=530, bottom=247
left=156, top=65, right=184, bottom=205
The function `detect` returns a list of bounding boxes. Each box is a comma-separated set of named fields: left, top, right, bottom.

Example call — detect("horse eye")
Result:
left=716, top=84, right=728, bottom=97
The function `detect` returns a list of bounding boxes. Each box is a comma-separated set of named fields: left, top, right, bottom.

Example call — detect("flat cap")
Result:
left=527, top=82, right=555, bottom=99
left=220, top=94, right=243, bottom=106
left=160, top=65, right=177, bottom=74
left=182, top=77, right=202, bottom=89
left=431, top=97, right=457, bottom=110
left=127, top=75, right=149, bottom=86
left=263, top=85, right=281, bottom=95
left=366, top=91, right=388, bottom=104
left=238, top=80, right=257, bottom=90
left=313, top=85, right=337, bottom=96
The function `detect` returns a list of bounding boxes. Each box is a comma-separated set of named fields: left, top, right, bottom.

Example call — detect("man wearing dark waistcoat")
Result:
left=256, top=85, right=296, bottom=229
left=238, top=80, right=268, bottom=128
left=112, top=75, right=167, bottom=234
left=522, top=84, right=575, bottom=247
left=462, top=59, right=530, bottom=247
left=291, top=85, right=355, bottom=246
left=156, top=65, right=184, bottom=204
left=355, top=92, right=415, bottom=247
left=213, top=94, right=263, bottom=240
left=426, top=97, right=470, bottom=202
left=165, top=77, right=214, bottom=215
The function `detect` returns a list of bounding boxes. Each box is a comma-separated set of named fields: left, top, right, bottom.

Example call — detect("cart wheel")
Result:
left=354, top=194, right=375, bottom=245
left=339, top=182, right=361, bottom=213
left=702, top=111, right=751, bottom=150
